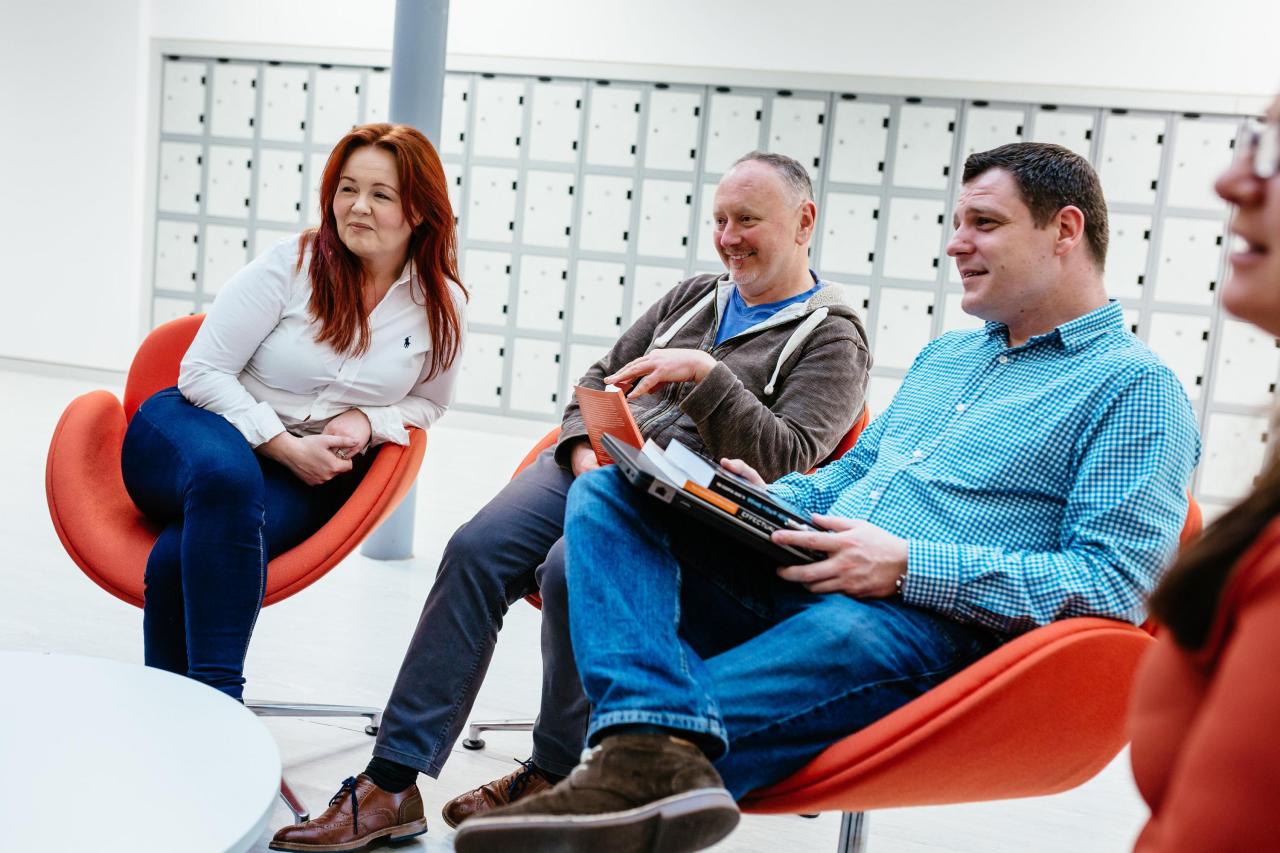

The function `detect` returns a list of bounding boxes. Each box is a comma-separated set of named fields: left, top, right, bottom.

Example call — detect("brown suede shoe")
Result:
left=453, top=734, right=739, bottom=853
left=269, top=774, right=427, bottom=852
left=441, top=758, right=554, bottom=828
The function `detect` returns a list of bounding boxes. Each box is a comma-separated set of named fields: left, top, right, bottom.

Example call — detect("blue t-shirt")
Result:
left=714, top=274, right=822, bottom=347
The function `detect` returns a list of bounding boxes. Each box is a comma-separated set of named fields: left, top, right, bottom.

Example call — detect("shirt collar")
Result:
left=984, top=300, right=1124, bottom=354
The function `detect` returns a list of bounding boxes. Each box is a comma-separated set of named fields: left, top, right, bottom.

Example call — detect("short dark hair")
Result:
left=962, top=142, right=1109, bottom=270
left=731, top=151, right=814, bottom=203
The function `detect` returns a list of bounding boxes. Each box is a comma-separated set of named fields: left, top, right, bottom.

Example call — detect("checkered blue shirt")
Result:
left=769, top=301, right=1200, bottom=635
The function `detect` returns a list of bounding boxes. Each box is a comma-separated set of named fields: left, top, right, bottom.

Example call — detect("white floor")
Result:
left=3, top=367, right=1149, bottom=852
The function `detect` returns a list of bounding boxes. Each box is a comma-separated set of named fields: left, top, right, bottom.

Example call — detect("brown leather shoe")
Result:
left=441, top=758, right=555, bottom=828
left=269, top=774, right=427, bottom=852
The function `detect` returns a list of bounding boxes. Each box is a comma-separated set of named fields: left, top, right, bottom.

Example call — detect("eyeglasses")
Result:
left=1245, top=121, right=1280, bottom=180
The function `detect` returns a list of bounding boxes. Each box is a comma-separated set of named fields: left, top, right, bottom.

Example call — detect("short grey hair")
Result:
left=730, top=151, right=814, bottom=203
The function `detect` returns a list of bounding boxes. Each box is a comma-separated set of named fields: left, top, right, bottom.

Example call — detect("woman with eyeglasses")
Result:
left=121, top=124, right=466, bottom=703
left=1128, top=100, right=1280, bottom=850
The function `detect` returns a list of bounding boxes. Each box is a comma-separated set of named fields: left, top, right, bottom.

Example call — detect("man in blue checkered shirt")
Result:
left=454, top=143, right=1201, bottom=853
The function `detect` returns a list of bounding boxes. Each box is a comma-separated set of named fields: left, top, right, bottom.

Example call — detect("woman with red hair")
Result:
left=120, top=123, right=466, bottom=705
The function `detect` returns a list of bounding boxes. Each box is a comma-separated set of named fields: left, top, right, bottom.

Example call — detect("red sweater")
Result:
left=1129, top=518, right=1280, bottom=852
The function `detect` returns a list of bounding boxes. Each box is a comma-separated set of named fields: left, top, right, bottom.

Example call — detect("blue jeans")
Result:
left=121, top=388, right=365, bottom=700
left=564, top=466, right=1003, bottom=798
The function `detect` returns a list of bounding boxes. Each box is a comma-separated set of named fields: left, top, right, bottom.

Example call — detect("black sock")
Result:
left=531, top=761, right=566, bottom=785
left=364, top=756, right=418, bottom=793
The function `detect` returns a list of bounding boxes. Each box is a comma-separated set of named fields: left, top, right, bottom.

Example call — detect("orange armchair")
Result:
left=740, top=497, right=1204, bottom=851
left=44, top=314, right=427, bottom=822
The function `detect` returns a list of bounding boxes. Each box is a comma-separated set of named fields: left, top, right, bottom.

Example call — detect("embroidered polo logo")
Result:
left=404, top=336, right=411, bottom=348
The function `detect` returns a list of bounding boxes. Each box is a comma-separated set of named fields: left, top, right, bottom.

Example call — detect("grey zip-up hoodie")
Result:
left=557, top=272, right=872, bottom=482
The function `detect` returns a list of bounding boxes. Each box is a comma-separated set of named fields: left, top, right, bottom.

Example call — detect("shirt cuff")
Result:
left=767, top=476, right=805, bottom=507
left=356, top=405, right=410, bottom=447
left=904, top=540, right=962, bottom=614
left=235, top=400, right=288, bottom=448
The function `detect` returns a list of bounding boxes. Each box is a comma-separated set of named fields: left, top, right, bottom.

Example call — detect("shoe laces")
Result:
left=505, top=757, right=540, bottom=800
left=330, top=776, right=360, bottom=835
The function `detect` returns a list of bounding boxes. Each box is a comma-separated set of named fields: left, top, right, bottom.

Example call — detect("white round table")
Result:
left=0, top=651, right=280, bottom=853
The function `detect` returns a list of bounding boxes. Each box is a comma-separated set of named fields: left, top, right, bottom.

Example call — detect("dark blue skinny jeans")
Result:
left=121, top=387, right=365, bottom=700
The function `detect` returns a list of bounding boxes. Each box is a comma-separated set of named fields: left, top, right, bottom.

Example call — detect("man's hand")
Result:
left=323, top=408, right=373, bottom=453
left=772, top=515, right=908, bottom=597
left=259, top=432, right=360, bottom=486
left=720, top=458, right=765, bottom=486
left=604, top=349, right=716, bottom=399
left=570, top=439, right=601, bottom=477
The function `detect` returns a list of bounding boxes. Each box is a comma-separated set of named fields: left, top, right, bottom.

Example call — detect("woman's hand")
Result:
left=260, top=432, right=360, bottom=486
left=323, top=408, right=373, bottom=453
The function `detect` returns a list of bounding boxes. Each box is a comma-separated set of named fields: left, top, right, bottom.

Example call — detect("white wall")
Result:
left=3, top=0, right=1279, bottom=370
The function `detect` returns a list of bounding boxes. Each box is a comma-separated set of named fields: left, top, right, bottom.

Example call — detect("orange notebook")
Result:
left=574, top=385, right=644, bottom=465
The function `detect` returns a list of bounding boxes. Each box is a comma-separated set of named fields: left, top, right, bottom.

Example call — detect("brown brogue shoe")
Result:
left=441, top=758, right=554, bottom=828
left=269, top=774, right=427, bottom=852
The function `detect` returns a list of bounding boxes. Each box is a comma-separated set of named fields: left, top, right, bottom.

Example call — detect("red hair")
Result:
left=299, top=123, right=465, bottom=378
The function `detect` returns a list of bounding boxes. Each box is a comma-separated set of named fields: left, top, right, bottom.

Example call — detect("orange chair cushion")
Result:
left=47, top=389, right=425, bottom=609
left=740, top=617, right=1153, bottom=813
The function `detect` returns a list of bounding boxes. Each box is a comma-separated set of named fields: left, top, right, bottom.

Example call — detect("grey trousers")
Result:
left=371, top=448, right=589, bottom=778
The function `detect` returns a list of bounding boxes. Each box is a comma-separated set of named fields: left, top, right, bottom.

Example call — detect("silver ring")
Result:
left=335, top=448, right=349, bottom=460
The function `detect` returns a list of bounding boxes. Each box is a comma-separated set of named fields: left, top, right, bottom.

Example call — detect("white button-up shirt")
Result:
left=178, top=235, right=465, bottom=448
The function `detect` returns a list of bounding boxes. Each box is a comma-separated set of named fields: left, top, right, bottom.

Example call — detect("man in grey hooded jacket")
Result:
left=270, top=151, right=872, bottom=853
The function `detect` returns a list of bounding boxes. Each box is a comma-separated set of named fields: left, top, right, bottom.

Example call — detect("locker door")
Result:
left=521, top=170, right=575, bottom=249
left=1099, top=114, right=1166, bottom=205
left=260, top=66, right=309, bottom=142
left=1200, top=413, right=1269, bottom=500
left=630, top=266, right=683, bottom=325
left=577, top=175, right=633, bottom=255
left=637, top=179, right=694, bottom=260
left=572, top=260, right=627, bottom=338
left=462, top=249, right=512, bottom=326
left=867, top=375, right=904, bottom=417
left=154, top=221, right=200, bottom=293
left=444, top=162, right=464, bottom=221
left=828, top=101, right=890, bottom=186
left=883, top=198, right=945, bottom=282
left=529, top=80, right=583, bottom=164
left=874, top=288, right=935, bottom=369
left=455, top=332, right=506, bottom=409
left=1212, top=319, right=1279, bottom=406
left=465, top=166, right=518, bottom=243
left=1146, top=312, right=1211, bottom=401
left=1167, top=117, right=1238, bottom=211
left=255, top=148, right=304, bottom=224
left=1105, top=213, right=1154, bottom=301
left=644, top=90, right=701, bottom=172
left=311, top=68, right=361, bottom=148
left=158, top=142, right=203, bottom=214
left=515, top=255, right=568, bottom=332
left=209, top=64, right=257, bottom=139
left=305, top=151, right=329, bottom=226
left=472, top=78, right=525, bottom=160
left=940, top=290, right=984, bottom=333
left=960, top=106, right=1024, bottom=159
left=768, top=96, right=826, bottom=171
left=891, top=105, right=956, bottom=190
left=819, top=192, right=879, bottom=277
left=201, top=225, right=249, bottom=297
left=1030, top=110, right=1094, bottom=161
left=162, top=60, right=206, bottom=135
left=253, top=229, right=297, bottom=258
left=1154, top=217, right=1224, bottom=305
left=153, top=297, right=200, bottom=326
left=365, top=69, right=391, bottom=124
left=206, top=145, right=253, bottom=219
left=567, top=344, right=612, bottom=389
left=509, top=338, right=563, bottom=415
left=440, top=75, right=471, bottom=156
left=695, top=182, right=722, bottom=266
left=705, top=93, right=763, bottom=175
left=585, top=85, right=642, bottom=167
left=823, top=279, right=870, bottom=317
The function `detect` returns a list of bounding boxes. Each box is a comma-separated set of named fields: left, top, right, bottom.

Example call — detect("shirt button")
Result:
left=997, top=355, right=1010, bottom=365
left=955, top=403, right=966, bottom=413
left=869, top=490, right=881, bottom=500
left=912, top=449, right=924, bottom=459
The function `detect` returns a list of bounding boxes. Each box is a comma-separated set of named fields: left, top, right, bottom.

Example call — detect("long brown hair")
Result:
left=1151, top=429, right=1280, bottom=649
left=298, top=123, right=465, bottom=378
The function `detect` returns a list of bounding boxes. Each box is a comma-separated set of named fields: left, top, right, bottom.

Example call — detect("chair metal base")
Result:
left=247, top=701, right=384, bottom=823
left=461, top=718, right=535, bottom=750
left=837, top=811, right=868, bottom=853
